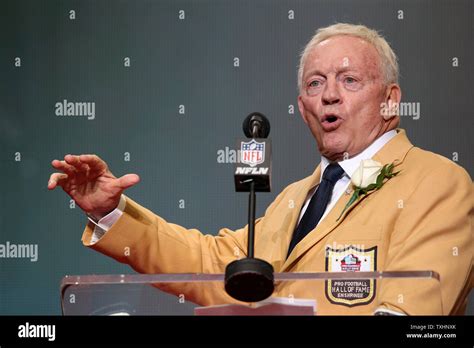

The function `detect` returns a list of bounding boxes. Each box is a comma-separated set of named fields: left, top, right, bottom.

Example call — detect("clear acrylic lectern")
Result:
left=60, top=271, right=440, bottom=315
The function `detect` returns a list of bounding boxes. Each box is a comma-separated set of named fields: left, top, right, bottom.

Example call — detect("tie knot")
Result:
left=322, top=163, right=345, bottom=184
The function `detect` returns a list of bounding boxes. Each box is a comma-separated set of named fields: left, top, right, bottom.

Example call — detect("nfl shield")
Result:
left=240, top=139, right=265, bottom=167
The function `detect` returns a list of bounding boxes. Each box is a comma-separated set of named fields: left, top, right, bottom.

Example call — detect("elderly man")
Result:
left=48, top=23, right=473, bottom=315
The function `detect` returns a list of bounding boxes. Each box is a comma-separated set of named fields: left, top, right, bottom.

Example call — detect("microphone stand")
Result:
left=224, top=124, right=274, bottom=303
left=247, top=180, right=256, bottom=258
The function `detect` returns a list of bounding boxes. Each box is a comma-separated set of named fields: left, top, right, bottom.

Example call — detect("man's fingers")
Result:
left=117, top=174, right=140, bottom=190
left=64, top=154, right=89, bottom=172
left=51, top=159, right=77, bottom=176
left=78, top=154, right=107, bottom=172
left=47, top=173, right=68, bottom=190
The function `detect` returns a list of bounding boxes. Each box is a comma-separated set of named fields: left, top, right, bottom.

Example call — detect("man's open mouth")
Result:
left=321, top=114, right=343, bottom=131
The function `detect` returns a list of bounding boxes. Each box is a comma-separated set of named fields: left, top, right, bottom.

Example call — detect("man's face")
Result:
left=298, top=35, right=393, bottom=161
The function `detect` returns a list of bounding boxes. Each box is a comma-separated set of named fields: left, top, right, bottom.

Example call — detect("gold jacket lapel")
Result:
left=281, top=129, right=414, bottom=271
left=275, top=166, right=321, bottom=268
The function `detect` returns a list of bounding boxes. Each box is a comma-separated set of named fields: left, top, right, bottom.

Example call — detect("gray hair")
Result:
left=297, top=23, right=399, bottom=91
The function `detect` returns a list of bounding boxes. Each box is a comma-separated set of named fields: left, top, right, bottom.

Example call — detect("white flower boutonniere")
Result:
left=336, top=159, right=400, bottom=221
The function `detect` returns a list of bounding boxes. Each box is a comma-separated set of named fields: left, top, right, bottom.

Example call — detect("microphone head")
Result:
left=243, top=112, right=271, bottom=138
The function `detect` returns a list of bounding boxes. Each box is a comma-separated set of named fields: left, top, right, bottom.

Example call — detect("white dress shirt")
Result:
left=88, top=130, right=397, bottom=244
left=297, top=130, right=397, bottom=225
left=88, top=195, right=127, bottom=244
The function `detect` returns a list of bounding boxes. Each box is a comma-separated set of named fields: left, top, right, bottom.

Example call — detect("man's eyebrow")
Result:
left=304, top=69, right=326, bottom=78
left=304, top=66, right=360, bottom=79
left=336, top=66, right=360, bottom=74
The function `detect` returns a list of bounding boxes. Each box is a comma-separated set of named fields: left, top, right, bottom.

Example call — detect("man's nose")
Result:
left=321, top=79, right=341, bottom=105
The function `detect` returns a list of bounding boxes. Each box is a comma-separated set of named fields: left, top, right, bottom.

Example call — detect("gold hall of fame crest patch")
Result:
left=325, top=245, right=377, bottom=307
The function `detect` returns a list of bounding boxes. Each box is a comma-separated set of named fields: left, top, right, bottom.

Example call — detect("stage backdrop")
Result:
left=0, top=0, right=472, bottom=314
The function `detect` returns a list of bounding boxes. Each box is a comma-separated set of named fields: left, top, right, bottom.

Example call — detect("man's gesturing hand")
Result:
left=48, top=154, right=140, bottom=220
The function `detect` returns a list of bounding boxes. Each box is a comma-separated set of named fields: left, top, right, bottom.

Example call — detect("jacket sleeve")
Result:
left=81, top=183, right=292, bottom=306
left=377, top=162, right=473, bottom=315
left=81, top=195, right=257, bottom=305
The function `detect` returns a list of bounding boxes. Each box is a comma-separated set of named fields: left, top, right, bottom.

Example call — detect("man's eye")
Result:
left=309, top=80, right=321, bottom=87
left=345, top=77, right=356, bottom=83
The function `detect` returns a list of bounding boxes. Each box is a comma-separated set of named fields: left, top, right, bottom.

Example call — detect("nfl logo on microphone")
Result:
left=241, top=139, right=265, bottom=167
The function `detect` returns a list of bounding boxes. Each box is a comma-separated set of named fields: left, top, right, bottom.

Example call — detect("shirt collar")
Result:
left=320, top=130, right=397, bottom=182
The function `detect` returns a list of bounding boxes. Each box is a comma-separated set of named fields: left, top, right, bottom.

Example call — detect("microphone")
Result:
left=234, top=113, right=272, bottom=192
left=225, top=112, right=275, bottom=303
left=243, top=112, right=271, bottom=139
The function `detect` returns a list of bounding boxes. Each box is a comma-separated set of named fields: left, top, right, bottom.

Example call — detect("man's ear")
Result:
left=298, top=95, right=309, bottom=125
left=382, top=84, right=402, bottom=120
left=385, top=83, right=402, bottom=105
